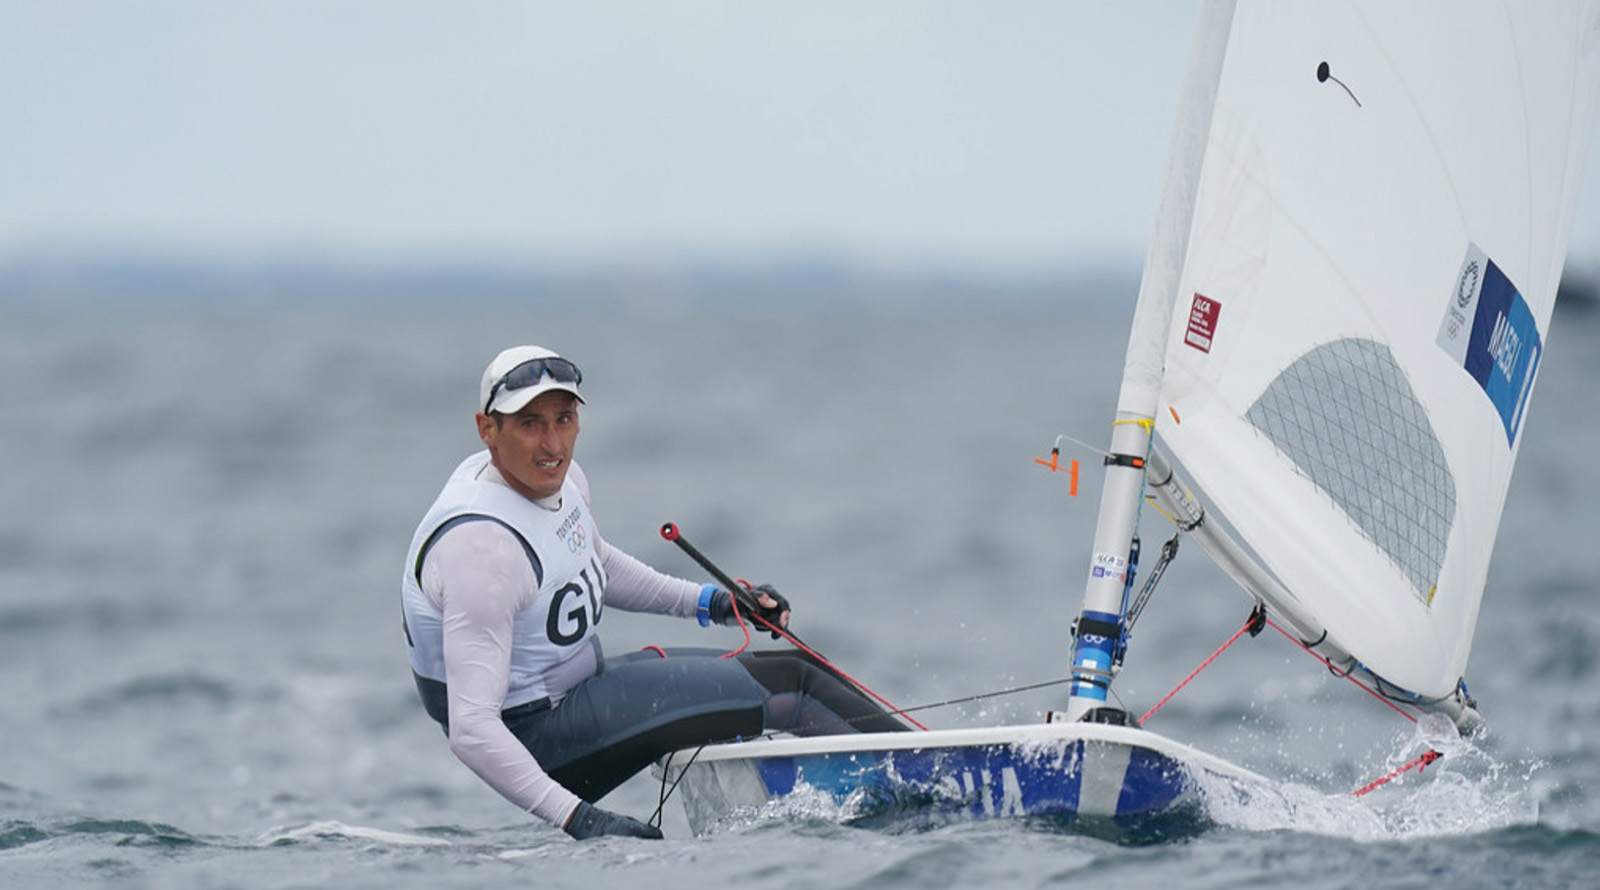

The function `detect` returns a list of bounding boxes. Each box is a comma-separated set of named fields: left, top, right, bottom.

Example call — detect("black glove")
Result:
left=708, top=582, right=791, bottom=639
left=562, top=800, right=663, bottom=840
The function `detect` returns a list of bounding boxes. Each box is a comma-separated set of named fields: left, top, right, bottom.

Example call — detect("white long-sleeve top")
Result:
left=410, top=457, right=702, bottom=827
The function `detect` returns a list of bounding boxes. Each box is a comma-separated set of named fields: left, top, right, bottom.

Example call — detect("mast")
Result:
left=1062, top=1, right=1236, bottom=722
left=1061, top=415, right=1158, bottom=722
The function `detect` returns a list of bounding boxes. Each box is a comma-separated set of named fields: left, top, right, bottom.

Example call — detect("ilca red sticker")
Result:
left=1186, top=293, right=1221, bottom=353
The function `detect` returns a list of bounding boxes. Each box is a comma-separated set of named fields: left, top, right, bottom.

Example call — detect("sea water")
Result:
left=3, top=277, right=1600, bottom=889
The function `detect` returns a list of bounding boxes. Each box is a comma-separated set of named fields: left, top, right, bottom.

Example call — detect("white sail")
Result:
left=1135, top=1, right=1600, bottom=700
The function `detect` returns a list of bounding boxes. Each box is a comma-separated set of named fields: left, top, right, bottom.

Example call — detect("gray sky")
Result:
left=5, top=1, right=1600, bottom=272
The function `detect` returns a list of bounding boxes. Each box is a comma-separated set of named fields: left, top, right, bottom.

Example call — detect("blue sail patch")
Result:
left=1436, top=244, right=1543, bottom=447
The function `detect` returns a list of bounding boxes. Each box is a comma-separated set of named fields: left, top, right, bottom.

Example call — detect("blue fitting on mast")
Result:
left=1070, top=610, right=1124, bottom=701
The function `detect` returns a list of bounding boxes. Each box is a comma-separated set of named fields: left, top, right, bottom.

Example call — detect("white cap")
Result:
left=479, top=345, right=584, bottom=415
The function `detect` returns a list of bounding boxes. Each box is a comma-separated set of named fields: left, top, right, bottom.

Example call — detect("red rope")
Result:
left=1353, top=749, right=1442, bottom=796
left=729, top=586, right=930, bottom=731
left=717, top=588, right=754, bottom=659
left=1140, top=616, right=1256, bottom=725
left=1262, top=619, right=1457, bottom=796
left=1264, top=619, right=1418, bottom=723
left=1138, top=610, right=1445, bottom=798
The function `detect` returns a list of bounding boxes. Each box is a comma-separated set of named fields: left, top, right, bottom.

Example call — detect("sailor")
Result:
left=400, top=345, right=911, bottom=840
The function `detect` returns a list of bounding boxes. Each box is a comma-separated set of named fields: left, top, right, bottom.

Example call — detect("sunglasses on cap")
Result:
left=484, top=356, right=583, bottom=413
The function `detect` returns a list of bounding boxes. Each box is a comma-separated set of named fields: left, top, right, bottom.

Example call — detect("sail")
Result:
left=1135, top=2, right=1600, bottom=699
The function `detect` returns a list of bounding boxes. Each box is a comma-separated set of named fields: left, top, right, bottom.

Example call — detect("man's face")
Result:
left=477, top=390, right=580, bottom=501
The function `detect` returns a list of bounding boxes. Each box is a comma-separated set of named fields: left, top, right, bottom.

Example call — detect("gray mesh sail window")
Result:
left=1244, top=337, right=1455, bottom=603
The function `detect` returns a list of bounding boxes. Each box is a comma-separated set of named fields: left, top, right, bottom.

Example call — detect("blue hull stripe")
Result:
left=748, top=738, right=1186, bottom=819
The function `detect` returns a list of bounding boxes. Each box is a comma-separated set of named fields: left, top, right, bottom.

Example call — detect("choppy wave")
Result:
left=257, top=820, right=454, bottom=848
left=0, top=817, right=201, bottom=852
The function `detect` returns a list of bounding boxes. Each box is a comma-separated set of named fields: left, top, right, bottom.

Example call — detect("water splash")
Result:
left=1196, top=720, right=1542, bottom=840
left=694, top=781, right=864, bottom=835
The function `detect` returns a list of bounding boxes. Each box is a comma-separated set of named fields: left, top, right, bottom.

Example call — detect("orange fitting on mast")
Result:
left=1033, top=448, right=1061, bottom=472
left=1033, top=448, right=1081, bottom=497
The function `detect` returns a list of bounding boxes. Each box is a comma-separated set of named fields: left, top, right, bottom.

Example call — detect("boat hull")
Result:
left=657, top=722, right=1263, bottom=836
